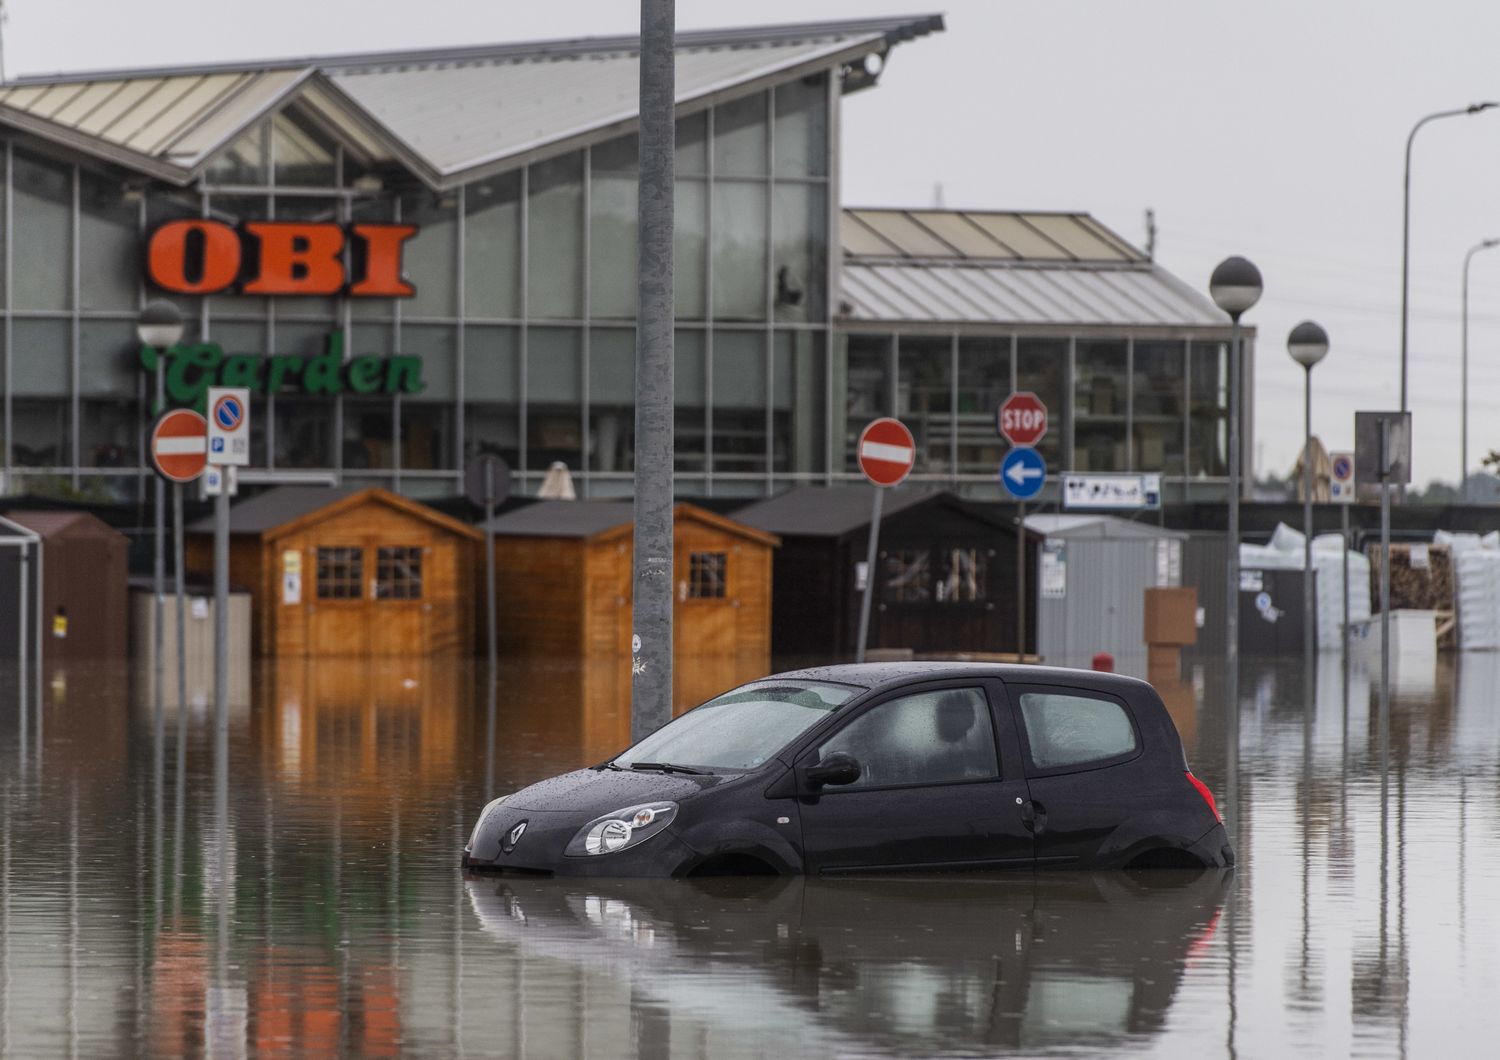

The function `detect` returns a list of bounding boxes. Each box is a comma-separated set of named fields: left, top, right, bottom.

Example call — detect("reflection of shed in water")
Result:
left=187, top=486, right=482, bottom=657
left=484, top=501, right=778, bottom=712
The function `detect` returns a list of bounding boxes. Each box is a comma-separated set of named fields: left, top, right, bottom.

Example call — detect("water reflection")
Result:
left=0, top=652, right=1499, bottom=1055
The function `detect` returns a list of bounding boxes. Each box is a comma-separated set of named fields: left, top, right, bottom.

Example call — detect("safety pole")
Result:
left=17, top=541, right=28, bottom=764
left=855, top=487, right=885, bottom=664
left=1341, top=501, right=1350, bottom=655
left=1016, top=502, right=1026, bottom=660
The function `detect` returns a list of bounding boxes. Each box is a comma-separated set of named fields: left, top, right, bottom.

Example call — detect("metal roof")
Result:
left=1024, top=513, right=1185, bottom=540
left=0, top=15, right=942, bottom=190
left=733, top=485, right=945, bottom=538
left=839, top=209, right=1229, bottom=331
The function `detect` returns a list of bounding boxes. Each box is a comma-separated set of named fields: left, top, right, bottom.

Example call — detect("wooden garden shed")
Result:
left=734, top=486, right=1038, bottom=663
left=2, top=509, right=129, bottom=661
left=484, top=501, right=779, bottom=712
left=186, top=486, right=482, bottom=657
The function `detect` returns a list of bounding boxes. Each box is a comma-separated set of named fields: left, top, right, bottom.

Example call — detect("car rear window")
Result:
left=1017, top=691, right=1138, bottom=771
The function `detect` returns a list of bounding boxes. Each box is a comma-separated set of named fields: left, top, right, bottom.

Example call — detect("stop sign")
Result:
left=857, top=417, right=916, bottom=487
left=151, top=409, right=209, bottom=483
left=998, top=391, right=1048, bottom=447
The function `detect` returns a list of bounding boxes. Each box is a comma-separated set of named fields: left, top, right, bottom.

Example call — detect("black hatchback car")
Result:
left=464, top=663, right=1232, bottom=877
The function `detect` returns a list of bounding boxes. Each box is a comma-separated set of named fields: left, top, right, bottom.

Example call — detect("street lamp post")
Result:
left=1462, top=239, right=1499, bottom=502
left=136, top=301, right=184, bottom=695
left=1400, top=104, right=1497, bottom=421
left=1288, top=321, right=1330, bottom=660
left=1209, top=255, right=1262, bottom=803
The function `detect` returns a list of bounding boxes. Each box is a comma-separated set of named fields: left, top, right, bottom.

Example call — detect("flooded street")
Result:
left=2, top=652, right=1499, bottom=1057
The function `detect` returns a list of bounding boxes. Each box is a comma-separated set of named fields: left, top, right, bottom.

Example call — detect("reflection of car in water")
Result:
left=465, top=870, right=1229, bottom=1054
left=465, top=663, right=1231, bottom=876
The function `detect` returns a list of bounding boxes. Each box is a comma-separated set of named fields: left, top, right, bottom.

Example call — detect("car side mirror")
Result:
left=805, top=751, right=861, bottom=788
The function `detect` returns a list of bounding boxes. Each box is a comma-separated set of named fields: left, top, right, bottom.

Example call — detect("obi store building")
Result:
left=0, top=13, right=1248, bottom=503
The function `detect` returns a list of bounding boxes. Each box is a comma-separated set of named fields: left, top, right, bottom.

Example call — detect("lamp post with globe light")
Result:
left=1288, top=321, right=1330, bottom=660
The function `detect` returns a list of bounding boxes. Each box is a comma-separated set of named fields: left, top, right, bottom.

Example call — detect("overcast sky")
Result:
left=9, top=0, right=1500, bottom=485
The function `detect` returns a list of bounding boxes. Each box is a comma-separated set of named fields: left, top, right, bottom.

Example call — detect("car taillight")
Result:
left=1186, top=772, right=1221, bottom=823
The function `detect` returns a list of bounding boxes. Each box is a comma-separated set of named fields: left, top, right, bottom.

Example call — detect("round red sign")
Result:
left=998, top=391, right=1048, bottom=447
left=857, top=417, right=916, bottom=487
left=151, top=409, right=209, bottom=483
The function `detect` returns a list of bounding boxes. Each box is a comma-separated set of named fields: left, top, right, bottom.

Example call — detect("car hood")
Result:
left=505, top=768, right=717, bottom=814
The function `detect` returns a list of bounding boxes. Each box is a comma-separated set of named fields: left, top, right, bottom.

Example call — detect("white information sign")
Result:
left=1040, top=542, right=1067, bottom=599
left=1329, top=451, right=1356, bottom=504
left=1062, top=472, right=1162, bottom=511
left=206, top=386, right=251, bottom=466
left=200, top=464, right=239, bottom=499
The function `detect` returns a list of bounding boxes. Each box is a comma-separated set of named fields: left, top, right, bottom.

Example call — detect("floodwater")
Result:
left=1, top=649, right=1499, bottom=1058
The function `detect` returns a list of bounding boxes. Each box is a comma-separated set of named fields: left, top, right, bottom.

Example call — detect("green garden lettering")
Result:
left=140, top=330, right=425, bottom=409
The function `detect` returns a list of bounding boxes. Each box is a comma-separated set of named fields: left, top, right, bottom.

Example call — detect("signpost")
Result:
left=1355, top=412, right=1411, bottom=781
left=1062, top=472, right=1163, bottom=511
left=205, top=387, right=247, bottom=754
left=855, top=418, right=915, bottom=663
left=999, top=393, right=1049, bottom=663
left=1330, top=450, right=1355, bottom=654
left=465, top=455, right=512, bottom=677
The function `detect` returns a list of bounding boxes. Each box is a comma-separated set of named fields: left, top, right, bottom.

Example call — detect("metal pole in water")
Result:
left=173, top=483, right=188, bottom=753
left=1016, top=502, right=1026, bottom=660
left=1378, top=420, right=1392, bottom=752
left=631, top=0, right=676, bottom=741
left=17, top=542, right=27, bottom=765
left=484, top=465, right=497, bottom=677
left=855, top=487, right=884, bottom=664
left=1225, top=317, right=1242, bottom=804
left=213, top=487, right=229, bottom=752
left=1303, top=367, right=1315, bottom=662
left=1341, top=501, right=1350, bottom=656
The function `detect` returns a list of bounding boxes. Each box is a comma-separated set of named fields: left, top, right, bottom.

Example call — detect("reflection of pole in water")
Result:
left=485, top=667, right=497, bottom=798
left=171, top=484, right=189, bottom=921
left=1300, top=653, right=1313, bottom=994
left=1459, top=775, right=1467, bottom=972
left=453, top=803, right=465, bottom=1055
left=68, top=784, right=78, bottom=1057
left=2, top=780, right=10, bottom=1056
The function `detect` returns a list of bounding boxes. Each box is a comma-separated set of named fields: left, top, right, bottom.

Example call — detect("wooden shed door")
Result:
left=307, top=537, right=430, bottom=656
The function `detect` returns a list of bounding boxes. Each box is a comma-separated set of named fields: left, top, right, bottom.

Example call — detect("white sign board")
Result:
left=1329, top=450, right=1355, bottom=504
left=200, top=464, right=239, bottom=499
left=1040, top=542, right=1067, bottom=599
left=1062, top=472, right=1162, bottom=511
left=206, top=386, right=251, bottom=466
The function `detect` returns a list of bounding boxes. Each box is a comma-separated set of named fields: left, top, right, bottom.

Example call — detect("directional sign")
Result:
left=857, top=417, right=916, bottom=487
left=1001, top=446, right=1046, bottom=500
left=1329, top=451, right=1355, bottom=505
left=207, top=386, right=251, bottom=466
left=150, top=409, right=208, bottom=483
left=1062, top=472, right=1162, bottom=511
left=998, top=391, right=1048, bottom=447
left=465, top=455, right=512, bottom=510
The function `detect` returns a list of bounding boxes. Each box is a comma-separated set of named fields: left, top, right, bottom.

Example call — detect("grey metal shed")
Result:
left=1024, top=514, right=1186, bottom=665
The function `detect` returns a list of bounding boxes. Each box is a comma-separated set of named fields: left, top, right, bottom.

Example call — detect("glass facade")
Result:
left=0, top=76, right=834, bottom=500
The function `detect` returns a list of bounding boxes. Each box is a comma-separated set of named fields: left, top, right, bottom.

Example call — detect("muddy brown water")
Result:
left=2, top=651, right=1499, bottom=1057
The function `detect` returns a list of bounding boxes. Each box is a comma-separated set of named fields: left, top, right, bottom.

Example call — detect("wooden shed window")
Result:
left=376, top=547, right=424, bottom=600
left=688, top=552, right=727, bottom=599
left=882, top=550, right=931, bottom=603
left=935, top=548, right=986, bottom=603
left=317, top=547, right=364, bottom=599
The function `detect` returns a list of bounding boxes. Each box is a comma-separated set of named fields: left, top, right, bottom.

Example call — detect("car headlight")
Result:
left=468, top=795, right=509, bottom=850
left=564, top=802, right=678, bottom=857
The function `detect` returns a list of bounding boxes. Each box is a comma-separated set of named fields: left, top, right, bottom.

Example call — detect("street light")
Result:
left=1462, top=239, right=1499, bottom=502
left=1400, top=104, right=1498, bottom=420
left=1209, top=255, right=1262, bottom=777
left=136, top=300, right=185, bottom=352
left=1288, top=320, right=1329, bottom=660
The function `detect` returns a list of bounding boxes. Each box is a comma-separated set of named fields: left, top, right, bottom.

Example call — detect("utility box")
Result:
left=130, top=578, right=252, bottom=712
left=1144, top=586, right=1198, bottom=646
left=1238, top=568, right=1313, bottom=658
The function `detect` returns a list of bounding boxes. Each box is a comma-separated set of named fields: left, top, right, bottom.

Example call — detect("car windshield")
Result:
left=612, top=680, right=859, bottom=772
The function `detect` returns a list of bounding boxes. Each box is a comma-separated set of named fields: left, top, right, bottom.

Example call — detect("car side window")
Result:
left=816, top=688, right=999, bottom=789
left=1017, top=691, right=1138, bottom=771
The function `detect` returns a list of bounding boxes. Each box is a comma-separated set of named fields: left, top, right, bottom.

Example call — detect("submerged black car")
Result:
left=464, top=662, right=1232, bottom=876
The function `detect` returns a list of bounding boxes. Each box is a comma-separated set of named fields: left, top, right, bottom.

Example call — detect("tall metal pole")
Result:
left=1015, top=502, right=1026, bottom=660
left=1303, top=365, right=1315, bottom=661
left=484, top=463, right=497, bottom=677
left=855, top=487, right=884, bottom=664
left=1379, top=421, right=1392, bottom=751
left=1461, top=239, right=1498, bottom=502
left=173, top=483, right=188, bottom=757
left=631, top=0, right=676, bottom=742
left=1341, top=501, right=1350, bottom=655
left=153, top=361, right=166, bottom=802
left=213, top=486, right=229, bottom=755
left=1226, top=317, right=1242, bottom=751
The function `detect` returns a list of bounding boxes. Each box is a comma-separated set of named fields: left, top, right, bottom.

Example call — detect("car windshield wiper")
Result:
left=627, top=761, right=711, bottom=776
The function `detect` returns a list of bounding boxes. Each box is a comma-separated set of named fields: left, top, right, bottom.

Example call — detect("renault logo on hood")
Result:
left=502, top=820, right=528, bottom=854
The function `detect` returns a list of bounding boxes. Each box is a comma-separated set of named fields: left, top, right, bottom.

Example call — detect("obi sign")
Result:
left=146, top=220, right=418, bottom=298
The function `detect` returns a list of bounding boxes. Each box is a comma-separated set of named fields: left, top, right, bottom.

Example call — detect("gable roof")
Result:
left=189, top=485, right=482, bottom=540
left=481, top=500, right=778, bottom=547
left=1, top=15, right=942, bottom=191
left=733, top=485, right=945, bottom=538
left=2, top=509, right=126, bottom=540
left=1024, top=513, right=1185, bottom=540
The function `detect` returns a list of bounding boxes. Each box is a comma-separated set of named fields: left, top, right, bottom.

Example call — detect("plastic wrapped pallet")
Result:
left=1438, top=531, right=1500, bottom=651
left=1367, top=542, right=1456, bottom=649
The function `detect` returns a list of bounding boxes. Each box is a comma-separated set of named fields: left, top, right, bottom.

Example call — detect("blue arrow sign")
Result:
left=1001, top=446, right=1046, bottom=500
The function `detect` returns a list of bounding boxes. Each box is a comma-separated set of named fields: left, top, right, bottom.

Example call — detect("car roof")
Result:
left=770, top=661, right=1155, bottom=698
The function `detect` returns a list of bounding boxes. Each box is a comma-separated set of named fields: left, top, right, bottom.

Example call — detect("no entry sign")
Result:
left=151, top=409, right=208, bottom=483
left=998, top=391, right=1048, bottom=447
left=857, top=417, right=916, bottom=487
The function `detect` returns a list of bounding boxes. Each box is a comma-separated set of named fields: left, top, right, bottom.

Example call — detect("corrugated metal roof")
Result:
left=0, top=15, right=942, bottom=190
left=733, top=485, right=943, bottom=538
left=1024, top=514, right=1184, bottom=540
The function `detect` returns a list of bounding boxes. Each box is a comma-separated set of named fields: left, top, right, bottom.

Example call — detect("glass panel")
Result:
left=275, top=399, right=334, bottom=468
left=589, top=328, right=634, bottom=473
left=399, top=323, right=455, bottom=401
left=817, top=688, right=999, bottom=789
left=688, top=552, right=727, bottom=599
left=78, top=321, right=137, bottom=398
left=12, top=318, right=69, bottom=395
left=464, top=325, right=520, bottom=466
left=1018, top=691, right=1138, bottom=770
left=316, top=547, right=364, bottom=600
left=674, top=179, right=707, bottom=320
left=773, top=74, right=828, bottom=177
left=272, top=113, right=337, bottom=186
left=713, top=92, right=768, bottom=177
left=773, top=330, right=825, bottom=475
left=343, top=397, right=394, bottom=470
left=205, top=121, right=267, bottom=185
left=402, top=192, right=458, bottom=318
left=676, top=112, right=708, bottom=176
left=711, top=181, right=767, bottom=321
left=1074, top=339, right=1127, bottom=472
left=400, top=401, right=452, bottom=471
left=1133, top=340, right=1186, bottom=476
left=528, top=326, right=582, bottom=472
left=527, top=153, right=584, bottom=319
left=463, top=171, right=522, bottom=319
left=11, top=399, right=70, bottom=467
left=79, top=170, right=139, bottom=311
left=712, top=330, right=766, bottom=475
left=772, top=183, right=827, bottom=323
left=1190, top=340, right=1229, bottom=477
left=843, top=334, right=892, bottom=472
left=935, top=547, right=986, bottom=603
left=80, top=398, right=140, bottom=468
left=956, top=337, right=1010, bottom=474
left=13, top=150, right=72, bottom=311
left=897, top=335, right=952, bottom=474
left=375, top=547, right=423, bottom=600
left=1016, top=338, right=1065, bottom=471
left=882, top=549, right=931, bottom=603
left=590, top=137, right=638, bottom=319
left=676, top=329, right=707, bottom=473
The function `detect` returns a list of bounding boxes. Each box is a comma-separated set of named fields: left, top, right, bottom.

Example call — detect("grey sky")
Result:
left=9, top=0, right=1500, bottom=486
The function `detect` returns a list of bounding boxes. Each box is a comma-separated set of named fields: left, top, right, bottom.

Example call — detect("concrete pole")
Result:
left=631, top=0, right=676, bottom=741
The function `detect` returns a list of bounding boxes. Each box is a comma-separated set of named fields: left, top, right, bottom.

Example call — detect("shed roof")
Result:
left=3, top=510, right=126, bottom=540
left=1, top=15, right=942, bottom=191
left=481, top=500, right=778, bottom=547
left=1024, top=513, right=1185, bottom=540
left=190, top=485, right=482, bottom=541
left=733, top=485, right=949, bottom=538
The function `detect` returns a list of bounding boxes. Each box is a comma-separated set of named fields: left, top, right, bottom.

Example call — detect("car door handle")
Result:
left=1020, top=800, right=1046, bottom=835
